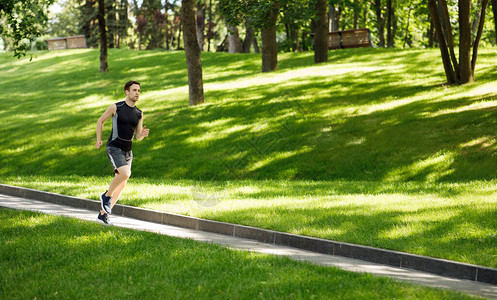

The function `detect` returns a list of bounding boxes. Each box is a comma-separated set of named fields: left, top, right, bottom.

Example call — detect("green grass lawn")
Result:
left=0, top=209, right=477, bottom=299
left=1, top=47, right=496, bottom=268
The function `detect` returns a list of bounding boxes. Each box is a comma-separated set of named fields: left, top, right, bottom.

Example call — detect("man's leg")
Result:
left=100, top=165, right=130, bottom=215
left=106, top=165, right=131, bottom=196
left=110, top=179, right=127, bottom=208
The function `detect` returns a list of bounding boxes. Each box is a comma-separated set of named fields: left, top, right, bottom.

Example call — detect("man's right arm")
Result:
left=95, top=104, right=117, bottom=149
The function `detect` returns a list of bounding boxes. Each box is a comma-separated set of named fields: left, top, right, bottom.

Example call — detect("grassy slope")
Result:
left=3, top=47, right=497, bottom=181
left=1, top=48, right=496, bottom=267
left=0, top=209, right=476, bottom=299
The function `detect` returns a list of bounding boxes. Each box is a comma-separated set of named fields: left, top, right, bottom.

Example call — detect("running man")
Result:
left=95, top=80, right=150, bottom=224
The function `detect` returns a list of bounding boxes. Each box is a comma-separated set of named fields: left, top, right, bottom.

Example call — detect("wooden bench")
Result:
left=313, top=28, right=372, bottom=50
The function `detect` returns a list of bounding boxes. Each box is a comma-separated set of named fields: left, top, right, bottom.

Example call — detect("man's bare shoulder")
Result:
left=106, top=103, right=118, bottom=114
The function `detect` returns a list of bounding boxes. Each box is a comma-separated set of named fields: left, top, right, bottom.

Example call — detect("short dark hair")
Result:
left=124, top=80, right=140, bottom=92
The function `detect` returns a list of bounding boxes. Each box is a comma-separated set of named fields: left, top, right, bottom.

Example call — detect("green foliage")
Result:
left=48, top=0, right=84, bottom=38
left=0, top=0, right=54, bottom=58
left=280, top=0, right=316, bottom=26
left=219, top=0, right=315, bottom=31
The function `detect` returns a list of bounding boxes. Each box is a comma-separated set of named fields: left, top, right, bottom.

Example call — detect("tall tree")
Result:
left=471, top=0, right=484, bottom=37
left=280, top=0, right=314, bottom=52
left=136, top=15, right=148, bottom=50
left=182, top=0, right=205, bottom=105
left=164, top=0, right=171, bottom=49
left=206, top=0, right=214, bottom=51
left=116, top=0, right=129, bottom=48
left=196, top=0, right=206, bottom=50
left=227, top=24, right=243, bottom=53
left=97, top=0, right=108, bottom=72
left=219, top=0, right=281, bottom=72
left=328, top=2, right=339, bottom=31
left=428, top=0, right=489, bottom=84
left=492, top=0, right=497, bottom=44
left=140, top=0, right=166, bottom=49
left=260, top=1, right=279, bottom=72
left=106, top=0, right=117, bottom=48
left=314, top=0, right=328, bottom=63
left=402, top=0, right=414, bottom=47
left=242, top=19, right=256, bottom=53
left=386, top=0, right=395, bottom=47
left=79, top=0, right=100, bottom=48
left=374, top=0, right=385, bottom=47
left=459, top=0, right=472, bottom=83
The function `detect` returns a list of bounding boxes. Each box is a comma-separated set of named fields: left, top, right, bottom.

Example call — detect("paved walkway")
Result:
left=1, top=192, right=496, bottom=299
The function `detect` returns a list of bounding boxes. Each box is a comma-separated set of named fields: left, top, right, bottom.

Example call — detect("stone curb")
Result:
left=1, top=183, right=496, bottom=285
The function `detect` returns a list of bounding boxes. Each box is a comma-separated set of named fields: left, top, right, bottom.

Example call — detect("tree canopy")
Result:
left=1, top=0, right=54, bottom=58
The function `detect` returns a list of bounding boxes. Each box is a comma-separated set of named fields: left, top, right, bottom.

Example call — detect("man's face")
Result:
left=126, top=84, right=140, bottom=102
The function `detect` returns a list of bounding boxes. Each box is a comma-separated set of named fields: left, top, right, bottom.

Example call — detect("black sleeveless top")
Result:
left=107, top=101, right=142, bottom=151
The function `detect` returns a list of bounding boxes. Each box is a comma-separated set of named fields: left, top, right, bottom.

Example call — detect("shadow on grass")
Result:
left=0, top=49, right=497, bottom=181
left=135, top=76, right=497, bottom=182
left=2, top=175, right=495, bottom=268
left=2, top=48, right=496, bottom=273
left=2, top=47, right=497, bottom=183
left=207, top=202, right=497, bottom=267
left=1, top=209, right=469, bottom=299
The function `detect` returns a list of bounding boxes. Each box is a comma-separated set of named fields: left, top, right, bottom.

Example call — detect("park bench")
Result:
left=313, top=28, right=373, bottom=50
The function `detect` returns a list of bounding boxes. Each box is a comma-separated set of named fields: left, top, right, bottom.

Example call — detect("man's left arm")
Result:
left=136, top=114, right=150, bottom=141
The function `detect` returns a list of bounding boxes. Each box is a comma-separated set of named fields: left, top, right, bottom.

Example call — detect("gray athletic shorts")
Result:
left=106, top=145, right=133, bottom=174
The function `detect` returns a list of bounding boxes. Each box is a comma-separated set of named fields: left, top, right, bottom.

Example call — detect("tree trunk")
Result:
left=176, top=17, right=182, bottom=49
left=295, top=28, right=301, bottom=52
left=261, top=1, right=279, bottom=72
left=301, top=31, right=307, bottom=51
left=337, top=6, right=343, bottom=30
left=182, top=0, right=204, bottom=105
left=428, top=19, right=435, bottom=47
left=438, top=0, right=460, bottom=80
left=106, top=0, right=116, bottom=48
left=207, top=0, right=212, bottom=51
left=471, top=0, right=483, bottom=41
left=471, top=0, right=490, bottom=75
left=392, top=4, right=398, bottom=43
left=492, top=0, right=497, bottom=45
left=403, top=0, right=413, bottom=47
left=117, top=0, right=129, bottom=49
left=165, top=0, right=170, bottom=50
left=228, top=25, right=243, bottom=53
left=353, top=0, right=360, bottom=29
left=329, top=3, right=338, bottom=31
left=386, top=0, right=394, bottom=47
left=459, top=0, right=472, bottom=84
left=252, top=35, right=260, bottom=53
left=97, top=0, right=108, bottom=72
left=428, top=0, right=456, bottom=84
left=285, top=23, right=290, bottom=43
left=314, top=0, right=328, bottom=64
left=196, top=1, right=205, bottom=51
left=361, top=1, right=369, bottom=28
left=243, top=20, right=255, bottom=53
left=216, top=34, right=228, bottom=52
left=375, top=0, right=385, bottom=47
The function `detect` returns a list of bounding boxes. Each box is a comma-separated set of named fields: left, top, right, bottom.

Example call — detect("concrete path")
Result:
left=1, top=192, right=496, bottom=299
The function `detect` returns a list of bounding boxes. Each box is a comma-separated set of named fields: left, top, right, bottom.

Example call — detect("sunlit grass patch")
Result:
left=1, top=47, right=497, bottom=270
left=0, top=209, right=478, bottom=299
left=3, top=175, right=497, bottom=268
